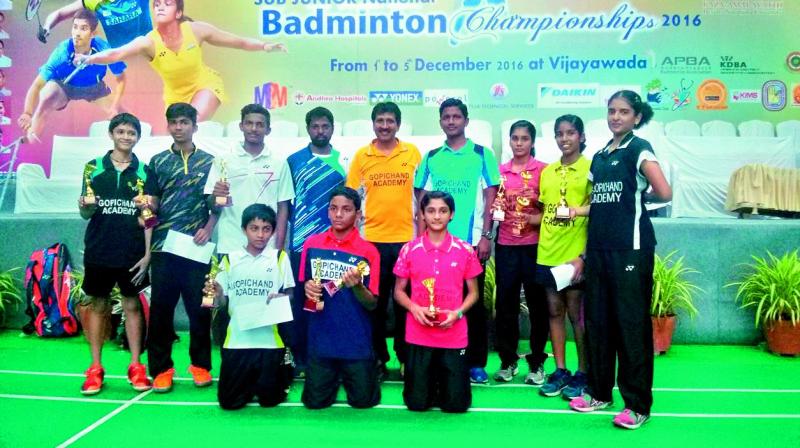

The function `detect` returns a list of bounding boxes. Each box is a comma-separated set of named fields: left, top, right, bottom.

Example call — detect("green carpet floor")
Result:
left=1, top=331, right=798, bottom=448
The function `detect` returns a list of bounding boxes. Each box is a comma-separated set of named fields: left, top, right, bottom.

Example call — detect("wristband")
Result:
left=456, top=310, right=463, bottom=319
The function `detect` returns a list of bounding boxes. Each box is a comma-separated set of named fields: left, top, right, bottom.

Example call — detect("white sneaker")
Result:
left=492, top=363, right=519, bottom=382
left=524, top=364, right=545, bottom=385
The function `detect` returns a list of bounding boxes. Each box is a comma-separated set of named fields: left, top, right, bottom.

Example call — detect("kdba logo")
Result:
left=254, top=82, right=288, bottom=110
left=720, top=56, right=747, bottom=69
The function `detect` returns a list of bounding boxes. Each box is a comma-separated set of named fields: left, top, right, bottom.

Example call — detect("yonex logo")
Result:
left=348, top=257, right=358, bottom=263
left=611, top=161, right=620, bottom=166
left=459, top=349, right=466, bottom=356
left=625, top=265, right=635, bottom=271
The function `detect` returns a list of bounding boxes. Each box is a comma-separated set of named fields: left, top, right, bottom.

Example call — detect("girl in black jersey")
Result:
left=568, top=90, right=671, bottom=430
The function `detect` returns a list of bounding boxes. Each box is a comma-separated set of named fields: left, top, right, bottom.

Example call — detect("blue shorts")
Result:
left=535, top=263, right=585, bottom=292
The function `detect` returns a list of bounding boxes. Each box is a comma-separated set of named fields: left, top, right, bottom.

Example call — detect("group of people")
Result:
left=77, top=89, right=671, bottom=430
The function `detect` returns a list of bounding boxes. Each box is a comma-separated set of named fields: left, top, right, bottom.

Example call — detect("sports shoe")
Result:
left=376, top=361, right=389, bottom=383
left=613, top=408, right=650, bottom=429
left=524, top=364, right=546, bottom=386
left=153, top=368, right=175, bottom=393
left=561, top=371, right=587, bottom=400
left=493, top=363, right=519, bottom=382
left=569, top=393, right=612, bottom=412
left=127, top=363, right=152, bottom=392
left=188, top=365, right=212, bottom=387
left=81, top=365, right=104, bottom=395
left=469, top=367, right=489, bottom=384
left=539, top=368, right=572, bottom=397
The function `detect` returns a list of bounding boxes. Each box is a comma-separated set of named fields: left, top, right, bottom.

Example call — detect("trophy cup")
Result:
left=323, top=261, right=370, bottom=297
left=201, top=257, right=221, bottom=308
left=513, top=197, right=531, bottom=235
left=134, top=179, right=159, bottom=229
left=555, top=166, right=571, bottom=220
left=83, top=167, right=96, bottom=205
left=492, top=175, right=507, bottom=222
left=214, top=159, right=232, bottom=207
left=304, top=258, right=324, bottom=312
left=422, top=278, right=446, bottom=324
left=520, top=170, right=532, bottom=191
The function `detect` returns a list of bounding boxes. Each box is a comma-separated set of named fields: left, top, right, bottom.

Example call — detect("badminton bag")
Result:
left=22, top=243, right=79, bottom=337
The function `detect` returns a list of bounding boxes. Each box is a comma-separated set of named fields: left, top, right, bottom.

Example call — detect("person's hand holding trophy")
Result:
left=492, top=175, right=507, bottom=222
left=201, top=257, right=221, bottom=308
left=214, top=159, right=232, bottom=207
left=304, top=258, right=325, bottom=312
left=555, top=166, right=571, bottom=220
left=79, top=165, right=97, bottom=209
left=134, top=178, right=159, bottom=229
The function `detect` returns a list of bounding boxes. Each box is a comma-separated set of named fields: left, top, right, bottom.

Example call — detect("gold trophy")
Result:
left=324, top=261, right=370, bottom=297
left=513, top=197, right=531, bottom=236
left=83, top=166, right=96, bottom=205
left=555, top=166, right=571, bottom=220
left=520, top=170, right=532, bottom=191
left=214, top=159, right=232, bottom=207
left=492, top=175, right=507, bottom=222
left=134, top=179, right=159, bottom=229
left=421, top=278, right=445, bottom=324
left=304, top=258, right=324, bottom=312
left=202, top=257, right=221, bottom=308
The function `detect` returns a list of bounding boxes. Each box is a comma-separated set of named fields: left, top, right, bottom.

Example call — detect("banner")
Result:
left=1, top=0, right=798, bottom=173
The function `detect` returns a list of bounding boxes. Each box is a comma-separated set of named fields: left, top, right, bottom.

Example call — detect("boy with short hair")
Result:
left=300, top=186, right=381, bottom=409
left=393, top=191, right=482, bottom=413
left=209, top=204, right=295, bottom=410
left=78, top=112, right=152, bottom=395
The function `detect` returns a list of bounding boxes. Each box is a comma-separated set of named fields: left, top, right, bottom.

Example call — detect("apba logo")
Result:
left=659, top=55, right=711, bottom=74
left=254, top=82, right=288, bottom=110
left=761, top=80, right=786, bottom=111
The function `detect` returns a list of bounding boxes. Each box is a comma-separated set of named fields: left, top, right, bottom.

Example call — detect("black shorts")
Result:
left=534, top=264, right=584, bottom=292
left=82, top=262, right=149, bottom=298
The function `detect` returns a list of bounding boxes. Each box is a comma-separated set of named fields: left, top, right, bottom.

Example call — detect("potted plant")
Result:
left=651, top=251, right=701, bottom=354
left=728, top=250, right=800, bottom=356
left=0, top=267, right=23, bottom=327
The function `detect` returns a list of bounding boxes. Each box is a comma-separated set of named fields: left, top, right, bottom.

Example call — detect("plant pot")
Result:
left=763, top=319, right=800, bottom=356
left=652, top=315, right=676, bottom=354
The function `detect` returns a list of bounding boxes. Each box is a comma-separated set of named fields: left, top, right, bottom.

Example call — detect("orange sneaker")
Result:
left=81, top=365, right=104, bottom=395
left=152, top=368, right=175, bottom=393
left=188, top=365, right=212, bottom=387
left=127, top=363, right=152, bottom=392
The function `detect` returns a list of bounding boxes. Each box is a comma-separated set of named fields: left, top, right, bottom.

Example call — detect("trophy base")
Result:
left=492, top=210, right=505, bottom=222
left=143, top=215, right=159, bottom=230
left=215, top=196, right=232, bottom=207
left=200, top=297, right=216, bottom=308
left=84, top=196, right=96, bottom=205
left=432, top=312, right=447, bottom=325
left=555, top=206, right=571, bottom=220
left=304, top=298, right=321, bottom=313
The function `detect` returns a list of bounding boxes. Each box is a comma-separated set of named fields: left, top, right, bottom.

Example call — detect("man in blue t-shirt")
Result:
left=19, top=9, right=127, bottom=143
left=40, top=0, right=151, bottom=47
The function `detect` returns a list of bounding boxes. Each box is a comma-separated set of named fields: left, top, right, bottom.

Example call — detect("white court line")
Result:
left=2, top=393, right=800, bottom=420
left=54, top=389, right=153, bottom=448
left=2, top=370, right=799, bottom=393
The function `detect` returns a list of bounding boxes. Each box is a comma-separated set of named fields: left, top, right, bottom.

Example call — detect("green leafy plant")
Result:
left=727, top=250, right=800, bottom=328
left=651, top=251, right=701, bottom=318
left=0, top=268, right=24, bottom=325
left=483, top=256, right=496, bottom=312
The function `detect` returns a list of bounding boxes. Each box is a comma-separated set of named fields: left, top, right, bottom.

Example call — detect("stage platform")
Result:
left=0, top=213, right=798, bottom=344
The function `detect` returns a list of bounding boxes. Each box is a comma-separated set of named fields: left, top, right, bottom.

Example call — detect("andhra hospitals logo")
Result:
left=696, top=79, right=728, bottom=110
left=762, top=80, right=787, bottom=111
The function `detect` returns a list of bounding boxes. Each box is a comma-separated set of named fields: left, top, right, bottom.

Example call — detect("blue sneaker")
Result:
left=539, top=368, right=571, bottom=397
left=561, top=371, right=587, bottom=400
left=469, top=367, right=489, bottom=384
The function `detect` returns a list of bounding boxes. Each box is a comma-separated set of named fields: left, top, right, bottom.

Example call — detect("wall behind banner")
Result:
left=2, top=0, right=799, bottom=174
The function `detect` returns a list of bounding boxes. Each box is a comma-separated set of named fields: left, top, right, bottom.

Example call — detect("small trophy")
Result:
left=304, top=258, right=324, bottom=312
left=422, top=278, right=446, bottom=324
left=555, top=166, right=571, bottom=220
left=134, top=179, right=159, bottom=229
left=214, top=159, right=232, bottom=207
left=520, top=170, right=532, bottom=191
left=323, top=261, right=370, bottom=297
left=492, top=175, right=507, bottom=222
left=201, top=257, right=221, bottom=308
left=513, top=197, right=531, bottom=236
left=83, top=167, right=96, bottom=205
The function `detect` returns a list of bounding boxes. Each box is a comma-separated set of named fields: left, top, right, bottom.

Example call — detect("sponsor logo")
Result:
left=792, top=84, right=800, bottom=107
left=696, top=79, right=728, bottom=110
left=645, top=79, right=668, bottom=106
left=625, top=265, right=635, bottom=271
left=537, top=83, right=599, bottom=108
left=254, top=82, right=288, bottom=110
left=659, top=55, right=711, bottom=74
left=423, top=89, right=469, bottom=108
left=368, top=91, right=423, bottom=106
left=787, top=52, right=800, bottom=72
left=671, top=78, right=694, bottom=111
left=490, top=83, right=508, bottom=99
left=292, top=91, right=367, bottom=106
left=719, top=55, right=773, bottom=75
left=761, top=80, right=787, bottom=111
left=730, top=89, right=761, bottom=103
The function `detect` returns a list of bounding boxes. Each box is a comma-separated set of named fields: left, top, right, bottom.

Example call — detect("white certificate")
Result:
left=550, top=263, right=576, bottom=292
left=162, top=229, right=216, bottom=264
left=232, top=294, right=294, bottom=331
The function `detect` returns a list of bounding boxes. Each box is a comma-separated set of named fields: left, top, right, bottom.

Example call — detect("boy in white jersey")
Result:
left=208, top=204, right=295, bottom=410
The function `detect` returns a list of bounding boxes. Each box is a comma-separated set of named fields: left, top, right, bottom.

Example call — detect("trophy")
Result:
left=513, top=197, right=531, bottom=236
left=201, top=257, right=221, bottom=308
left=214, top=159, right=232, bottom=207
left=421, top=278, right=446, bottom=324
left=134, top=179, right=159, bottom=229
left=492, top=175, right=507, bottom=222
left=555, top=166, right=571, bottom=220
left=83, top=166, right=96, bottom=205
left=520, top=170, right=532, bottom=191
left=304, top=258, right=324, bottom=312
left=323, top=261, right=370, bottom=297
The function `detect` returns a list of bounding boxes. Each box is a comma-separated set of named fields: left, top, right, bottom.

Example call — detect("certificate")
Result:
left=162, top=229, right=216, bottom=264
left=232, top=294, right=294, bottom=331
